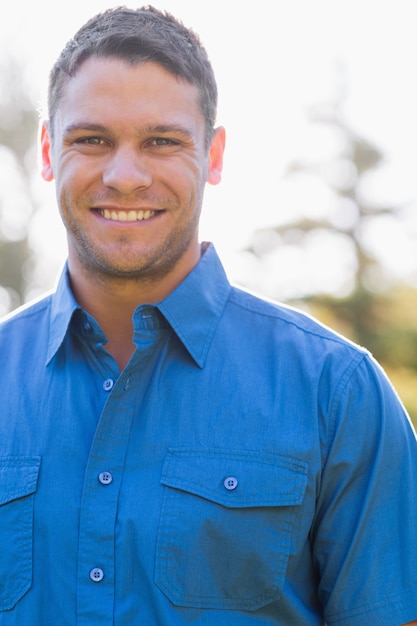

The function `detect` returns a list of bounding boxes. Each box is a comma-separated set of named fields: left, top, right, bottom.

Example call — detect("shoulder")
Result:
left=227, top=283, right=366, bottom=356
left=219, top=285, right=375, bottom=419
left=0, top=293, right=53, bottom=339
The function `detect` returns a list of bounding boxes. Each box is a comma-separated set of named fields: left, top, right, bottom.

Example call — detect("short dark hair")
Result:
left=47, top=5, right=218, bottom=142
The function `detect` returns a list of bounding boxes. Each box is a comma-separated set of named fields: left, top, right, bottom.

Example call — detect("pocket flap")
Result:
left=0, top=457, right=41, bottom=506
left=161, top=448, right=308, bottom=508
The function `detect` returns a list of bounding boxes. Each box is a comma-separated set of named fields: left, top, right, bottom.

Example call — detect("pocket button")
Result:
left=224, top=476, right=238, bottom=490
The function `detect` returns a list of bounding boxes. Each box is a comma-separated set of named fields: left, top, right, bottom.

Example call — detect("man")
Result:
left=0, top=6, right=416, bottom=625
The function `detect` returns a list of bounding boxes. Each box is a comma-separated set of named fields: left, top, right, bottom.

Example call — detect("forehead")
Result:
left=55, top=57, right=204, bottom=133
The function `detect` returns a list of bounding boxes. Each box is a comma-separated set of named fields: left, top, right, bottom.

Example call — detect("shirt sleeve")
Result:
left=311, top=352, right=417, bottom=626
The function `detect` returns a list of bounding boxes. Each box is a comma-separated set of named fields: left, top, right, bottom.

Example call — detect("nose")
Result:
left=102, top=146, right=152, bottom=194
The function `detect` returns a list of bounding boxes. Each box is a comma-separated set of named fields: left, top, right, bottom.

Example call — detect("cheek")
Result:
left=171, top=155, right=208, bottom=196
left=55, top=160, right=98, bottom=199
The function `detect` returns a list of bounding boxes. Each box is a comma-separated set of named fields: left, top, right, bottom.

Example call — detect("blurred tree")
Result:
left=247, top=99, right=416, bottom=296
left=245, top=101, right=417, bottom=425
left=0, top=52, right=39, bottom=314
left=309, top=288, right=417, bottom=424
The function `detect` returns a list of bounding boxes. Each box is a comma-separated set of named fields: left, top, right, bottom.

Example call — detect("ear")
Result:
left=41, top=122, right=54, bottom=182
left=207, top=126, right=226, bottom=185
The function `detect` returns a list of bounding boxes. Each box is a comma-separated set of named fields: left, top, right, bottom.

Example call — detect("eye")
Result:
left=76, top=136, right=107, bottom=146
left=148, top=137, right=180, bottom=147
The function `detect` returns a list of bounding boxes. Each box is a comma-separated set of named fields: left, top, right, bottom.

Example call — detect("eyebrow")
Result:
left=63, top=122, right=195, bottom=140
left=142, top=124, right=194, bottom=138
left=63, top=123, right=110, bottom=134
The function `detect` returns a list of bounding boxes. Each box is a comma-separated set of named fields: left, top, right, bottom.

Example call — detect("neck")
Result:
left=70, top=274, right=143, bottom=371
left=67, top=249, right=201, bottom=370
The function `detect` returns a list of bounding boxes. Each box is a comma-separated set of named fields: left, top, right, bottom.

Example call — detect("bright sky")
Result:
left=2, top=0, right=417, bottom=300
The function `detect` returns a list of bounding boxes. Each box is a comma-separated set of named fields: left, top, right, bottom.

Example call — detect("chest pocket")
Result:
left=0, top=457, right=41, bottom=611
left=155, top=448, right=308, bottom=611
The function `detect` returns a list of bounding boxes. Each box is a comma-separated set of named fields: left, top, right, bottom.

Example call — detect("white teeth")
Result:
left=101, top=209, right=156, bottom=222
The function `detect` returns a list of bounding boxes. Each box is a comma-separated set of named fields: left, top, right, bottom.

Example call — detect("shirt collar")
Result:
left=47, top=263, right=81, bottom=365
left=46, top=243, right=231, bottom=369
left=156, top=243, right=231, bottom=368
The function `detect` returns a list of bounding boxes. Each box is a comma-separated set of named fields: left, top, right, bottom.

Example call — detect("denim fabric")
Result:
left=0, top=244, right=416, bottom=625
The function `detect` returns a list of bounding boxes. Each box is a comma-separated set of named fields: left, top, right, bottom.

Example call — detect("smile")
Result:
left=98, top=209, right=156, bottom=222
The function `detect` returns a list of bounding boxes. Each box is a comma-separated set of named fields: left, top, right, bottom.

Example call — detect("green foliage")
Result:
left=305, top=288, right=417, bottom=425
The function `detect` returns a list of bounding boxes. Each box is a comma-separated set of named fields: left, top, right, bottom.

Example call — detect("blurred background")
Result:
left=1, top=0, right=416, bottom=424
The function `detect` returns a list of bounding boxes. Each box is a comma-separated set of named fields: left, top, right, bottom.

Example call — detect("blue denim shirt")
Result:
left=1, top=244, right=416, bottom=625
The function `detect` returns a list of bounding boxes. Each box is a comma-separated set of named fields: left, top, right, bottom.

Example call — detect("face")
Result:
left=41, top=57, right=225, bottom=287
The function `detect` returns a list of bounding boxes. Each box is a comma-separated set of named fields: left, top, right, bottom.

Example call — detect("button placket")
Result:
left=76, top=360, right=148, bottom=621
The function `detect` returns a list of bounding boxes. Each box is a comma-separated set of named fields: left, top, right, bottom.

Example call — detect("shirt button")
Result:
left=98, top=471, right=113, bottom=485
left=103, top=379, right=114, bottom=392
left=224, top=476, right=239, bottom=490
left=90, top=568, right=104, bottom=583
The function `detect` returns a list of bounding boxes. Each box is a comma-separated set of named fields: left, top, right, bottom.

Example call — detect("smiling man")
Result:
left=0, top=6, right=416, bottom=625
left=41, top=54, right=224, bottom=368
